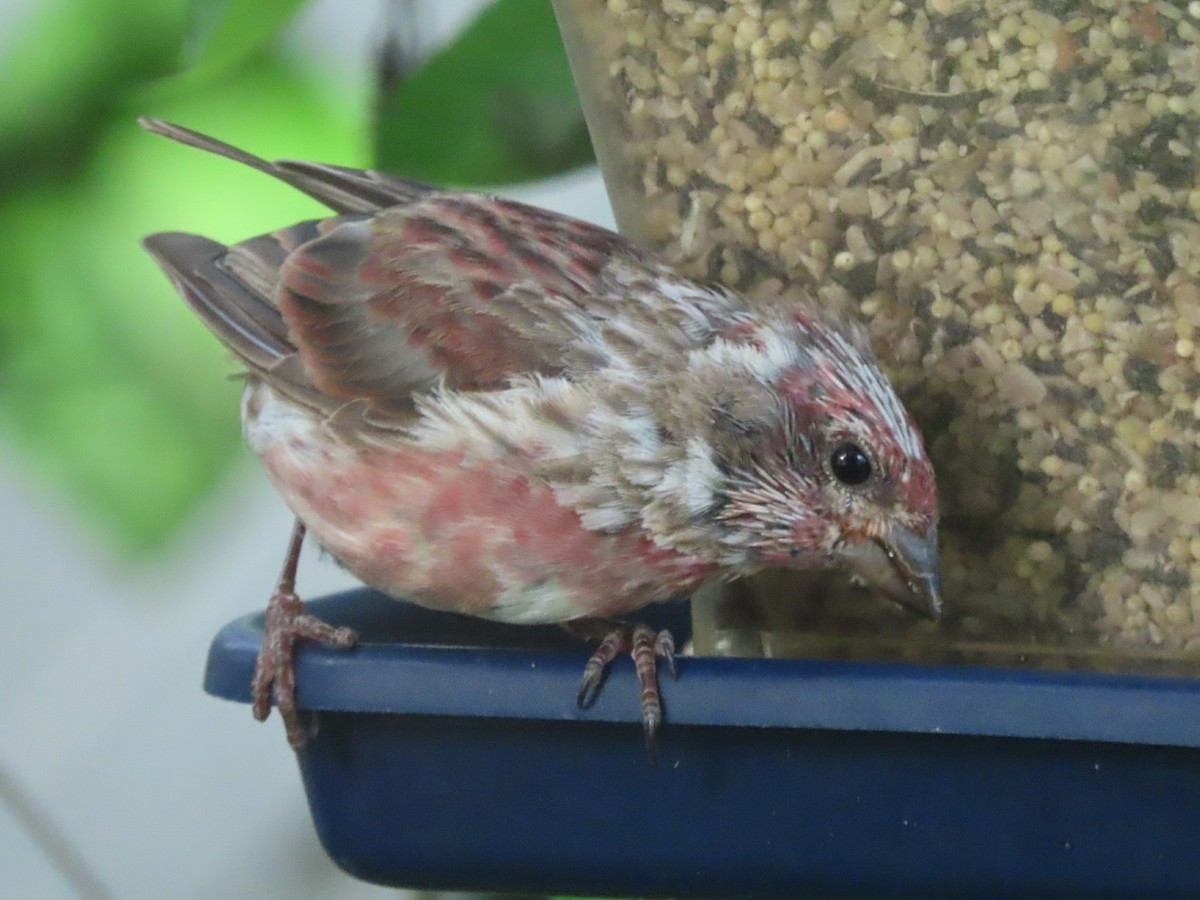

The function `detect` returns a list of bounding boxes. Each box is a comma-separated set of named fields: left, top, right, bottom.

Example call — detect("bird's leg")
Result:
left=566, top=619, right=677, bottom=757
left=250, top=519, right=357, bottom=748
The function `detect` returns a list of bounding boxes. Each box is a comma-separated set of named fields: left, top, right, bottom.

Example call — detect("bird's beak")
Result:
left=840, top=524, right=942, bottom=621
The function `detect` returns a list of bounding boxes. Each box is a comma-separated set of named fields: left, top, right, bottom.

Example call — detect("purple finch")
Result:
left=140, top=118, right=941, bottom=750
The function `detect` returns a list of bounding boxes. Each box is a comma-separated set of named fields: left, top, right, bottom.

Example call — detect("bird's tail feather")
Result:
left=142, top=231, right=289, bottom=371
left=137, top=117, right=434, bottom=215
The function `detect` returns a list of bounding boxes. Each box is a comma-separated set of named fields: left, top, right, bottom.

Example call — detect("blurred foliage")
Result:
left=0, top=61, right=362, bottom=554
left=375, top=0, right=594, bottom=185
left=183, top=0, right=310, bottom=78
left=0, top=0, right=186, bottom=185
left=0, top=0, right=592, bottom=557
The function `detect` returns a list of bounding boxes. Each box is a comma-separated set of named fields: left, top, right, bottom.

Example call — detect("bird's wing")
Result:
left=140, top=119, right=747, bottom=434
left=144, top=187, right=652, bottom=417
left=272, top=191, right=647, bottom=395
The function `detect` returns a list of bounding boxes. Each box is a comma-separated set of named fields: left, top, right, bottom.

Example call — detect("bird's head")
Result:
left=686, top=311, right=942, bottom=620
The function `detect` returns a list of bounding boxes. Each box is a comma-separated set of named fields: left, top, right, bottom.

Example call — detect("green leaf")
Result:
left=0, top=55, right=365, bottom=557
left=182, top=0, right=310, bottom=79
left=374, top=0, right=594, bottom=186
left=0, top=0, right=188, bottom=186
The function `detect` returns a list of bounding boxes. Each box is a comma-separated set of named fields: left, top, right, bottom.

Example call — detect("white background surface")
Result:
left=0, top=0, right=615, bottom=896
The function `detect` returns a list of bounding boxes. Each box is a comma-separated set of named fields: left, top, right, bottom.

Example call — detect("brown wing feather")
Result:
left=276, top=191, right=647, bottom=396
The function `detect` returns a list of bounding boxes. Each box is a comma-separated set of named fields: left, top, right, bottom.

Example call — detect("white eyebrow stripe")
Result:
left=824, top=331, right=922, bottom=460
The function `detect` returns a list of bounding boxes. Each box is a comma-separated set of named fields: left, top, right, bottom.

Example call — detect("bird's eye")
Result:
left=830, top=443, right=872, bottom=486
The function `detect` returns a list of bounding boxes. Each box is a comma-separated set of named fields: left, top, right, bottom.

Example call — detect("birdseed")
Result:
left=556, top=0, right=1200, bottom=671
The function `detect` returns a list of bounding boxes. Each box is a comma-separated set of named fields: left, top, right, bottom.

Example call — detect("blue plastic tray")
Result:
left=206, top=588, right=1200, bottom=897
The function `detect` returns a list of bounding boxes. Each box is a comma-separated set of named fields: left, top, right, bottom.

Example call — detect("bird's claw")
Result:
left=250, top=587, right=357, bottom=749
left=574, top=622, right=676, bottom=758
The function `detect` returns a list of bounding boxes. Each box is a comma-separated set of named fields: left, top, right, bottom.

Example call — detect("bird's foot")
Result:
left=569, top=620, right=676, bottom=758
left=251, top=520, right=358, bottom=748
left=251, top=586, right=357, bottom=748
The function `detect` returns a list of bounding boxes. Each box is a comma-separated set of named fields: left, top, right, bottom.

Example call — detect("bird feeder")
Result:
left=554, top=0, right=1200, bottom=673
left=203, top=1, right=1200, bottom=894
left=206, top=588, right=1200, bottom=895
